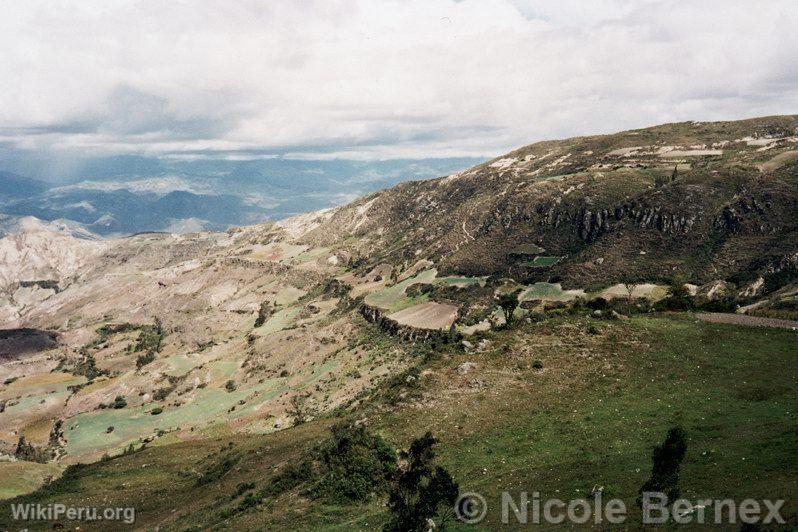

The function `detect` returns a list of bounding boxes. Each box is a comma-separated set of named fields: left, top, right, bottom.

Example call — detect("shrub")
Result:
left=112, top=395, right=127, bottom=409
left=224, top=380, right=236, bottom=392
left=497, top=289, right=522, bottom=326
left=587, top=297, right=609, bottom=311
left=287, top=394, right=310, bottom=425
left=134, top=318, right=164, bottom=353
left=150, top=407, right=163, bottom=415
left=153, top=386, right=174, bottom=401
left=254, top=301, right=273, bottom=328
left=73, top=354, right=108, bottom=380
left=136, top=351, right=156, bottom=369
left=262, top=423, right=396, bottom=504
left=655, top=282, right=694, bottom=311
left=308, top=423, right=397, bottom=502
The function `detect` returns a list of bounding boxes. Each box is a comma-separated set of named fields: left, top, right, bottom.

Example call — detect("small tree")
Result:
left=638, top=426, right=687, bottom=507
left=624, top=283, right=636, bottom=314
left=657, top=280, right=693, bottom=311
left=287, top=394, right=310, bottom=426
left=254, top=301, right=273, bottom=328
left=384, top=432, right=459, bottom=532
left=498, top=289, right=522, bottom=326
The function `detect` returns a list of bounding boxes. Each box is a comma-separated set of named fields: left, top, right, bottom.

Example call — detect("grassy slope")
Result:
left=1, top=314, right=796, bottom=530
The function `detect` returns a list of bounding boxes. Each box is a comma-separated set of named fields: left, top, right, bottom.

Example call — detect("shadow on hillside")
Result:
left=0, top=328, right=58, bottom=361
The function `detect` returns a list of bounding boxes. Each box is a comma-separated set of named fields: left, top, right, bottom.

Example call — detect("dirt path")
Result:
left=695, top=312, right=798, bottom=330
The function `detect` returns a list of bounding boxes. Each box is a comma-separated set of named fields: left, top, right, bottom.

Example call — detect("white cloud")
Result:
left=0, top=0, right=796, bottom=159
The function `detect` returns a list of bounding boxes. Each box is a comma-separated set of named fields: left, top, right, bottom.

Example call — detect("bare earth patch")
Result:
left=387, top=301, right=458, bottom=330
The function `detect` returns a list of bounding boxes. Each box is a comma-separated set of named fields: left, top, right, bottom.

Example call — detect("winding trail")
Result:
left=695, top=312, right=798, bottom=330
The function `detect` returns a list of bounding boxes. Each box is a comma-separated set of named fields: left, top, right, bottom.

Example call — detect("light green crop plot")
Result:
left=0, top=372, right=86, bottom=401
left=364, top=269, right=437, bottom=312
left=274, top=286, right=306, bottom=305
left=0, top=461, right=62, bottom=500
left=285, top=247, right=330, bottom=265
left=64, top=378, right=286, bottom=457
left=520, top=282, right=586, bottom=302
left=162, top=354, right=203, bottom=377
left=257, top=306, right=302, bottom=335
left=435, top=276, right=487, bottom=288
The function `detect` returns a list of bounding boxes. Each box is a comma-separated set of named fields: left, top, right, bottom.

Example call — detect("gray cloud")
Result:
left=0, top=0, right=796, bottom=160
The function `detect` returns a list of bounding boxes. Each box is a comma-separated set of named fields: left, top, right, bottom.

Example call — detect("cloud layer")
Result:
left=1, top=0, right=796, bottom=159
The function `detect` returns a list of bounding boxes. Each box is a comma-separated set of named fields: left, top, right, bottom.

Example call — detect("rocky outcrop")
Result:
left=536, top=203, right=698, bottom=242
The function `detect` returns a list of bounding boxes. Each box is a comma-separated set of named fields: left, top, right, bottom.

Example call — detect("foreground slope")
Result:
left=1, top=315, right=795, bottom=529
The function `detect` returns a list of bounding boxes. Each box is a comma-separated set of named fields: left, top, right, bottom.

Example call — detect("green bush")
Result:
left=112, top=395, right=127, bottom=409
left=136, top=351, right=156, bottom=369
left=262, top=423, right=396, bottom=504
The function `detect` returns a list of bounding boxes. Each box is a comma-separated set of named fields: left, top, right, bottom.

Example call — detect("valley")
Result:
left=1, top=115, right=797, bottom=529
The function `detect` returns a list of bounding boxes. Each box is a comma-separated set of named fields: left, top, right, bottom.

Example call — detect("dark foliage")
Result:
left=384, top=432, right=459, bottom=532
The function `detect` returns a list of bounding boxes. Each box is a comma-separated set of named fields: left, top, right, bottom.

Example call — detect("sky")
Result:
left=1, top=0, right=797, bottom=161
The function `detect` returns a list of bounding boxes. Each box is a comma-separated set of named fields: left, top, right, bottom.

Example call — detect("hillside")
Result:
left=1, top=115, right=797, bottom=529
left=305, top=115, right=798, bottom=288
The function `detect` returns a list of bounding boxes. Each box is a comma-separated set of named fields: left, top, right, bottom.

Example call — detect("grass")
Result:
left=519, top=282, right=585, bottom=302
left=364, top=269, right=438, bottom=312
left=2, top=314, right=796, bottom=530
left=0, top=462, right=62, bottom=499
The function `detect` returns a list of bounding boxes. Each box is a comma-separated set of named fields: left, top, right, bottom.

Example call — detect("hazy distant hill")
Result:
left=0, top=157, right=481, bottom=236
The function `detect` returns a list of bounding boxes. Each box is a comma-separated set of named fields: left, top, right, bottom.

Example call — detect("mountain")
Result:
left=0, top=171, right=48, bottom=201
left=0, top=158, right=482, bottom=236
left=1, top=116, right=796, bottom=528
left=304, top=115, right=798, bottom=289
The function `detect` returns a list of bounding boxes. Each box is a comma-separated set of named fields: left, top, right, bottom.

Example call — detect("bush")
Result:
left=308, top=423, right=397, bottom=502
left=224, top=380, right=236, bottom=392
left=587, top=297, right=609, bottom=311
left=655, top=282, right=694, bottom=311
left=136, top=351, right=156, bottom=369
left=262, top=423, right=396, bottom=504
left=153, top=386, right=174, bottom=401
left=112, top=395, right=127, bottom=409
left=254, top=301, right=273, bottom=328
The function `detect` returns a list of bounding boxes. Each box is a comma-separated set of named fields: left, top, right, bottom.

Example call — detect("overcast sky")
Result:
left=1, top=0, right=796, bottom=160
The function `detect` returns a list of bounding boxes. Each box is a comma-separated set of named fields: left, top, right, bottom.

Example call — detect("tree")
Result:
left=287, top=394, right=310, bottom=426
left=624, top=283, right=636, bottom=314
left=657, top=279, right=693, bottom=311
left=384, top=432, right=459, bottom=532
left=254, top=301, right=273, bottom=328
left=638, top=426, right=687, bottom=507
left=498, top=289, right=522, bottom=326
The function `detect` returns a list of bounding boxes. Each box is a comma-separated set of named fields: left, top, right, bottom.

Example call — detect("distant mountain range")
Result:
left=0, top=157, right=482, bottom=236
